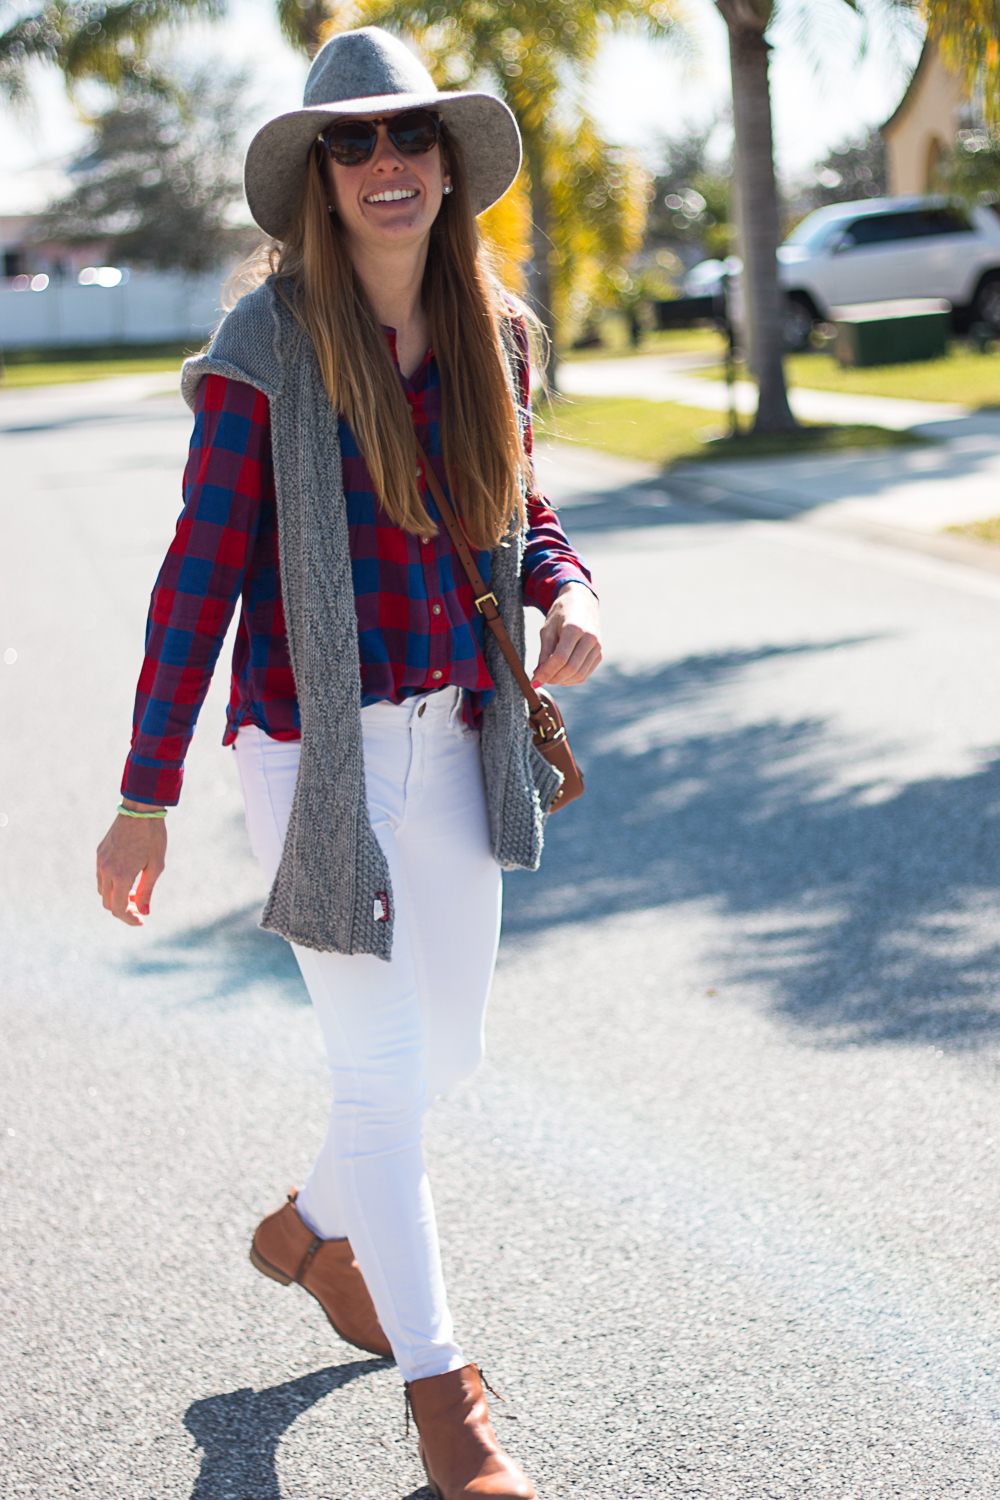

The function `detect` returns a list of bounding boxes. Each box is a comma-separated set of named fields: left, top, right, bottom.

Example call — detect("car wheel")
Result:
left=783, top=294, right=815, bottom=352
left=974, top=273, right=1000, bottom=329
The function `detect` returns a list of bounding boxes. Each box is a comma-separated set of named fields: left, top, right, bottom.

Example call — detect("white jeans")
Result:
left=233, top=686, right=503, bottom=1381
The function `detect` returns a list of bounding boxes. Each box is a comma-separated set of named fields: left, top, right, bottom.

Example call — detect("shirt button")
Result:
left=416, top=467, right=423, bottom=479
left=421, top=536, right=430, bottom=546
left=431, top=602, right=442, bottom=616
left=431, top=669, right=443, bottom=681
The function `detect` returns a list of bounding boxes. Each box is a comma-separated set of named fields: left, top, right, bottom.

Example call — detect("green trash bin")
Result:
left=831, top=298, right=951, bottom=368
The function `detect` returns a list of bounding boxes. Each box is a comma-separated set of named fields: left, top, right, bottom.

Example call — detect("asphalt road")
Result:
left=3, top=384, right=1000, bottom=1499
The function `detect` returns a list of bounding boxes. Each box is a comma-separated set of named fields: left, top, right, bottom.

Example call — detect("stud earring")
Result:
left=327, top=203, right=336, bottom=216
left=442, top=183, right=453, bottom=196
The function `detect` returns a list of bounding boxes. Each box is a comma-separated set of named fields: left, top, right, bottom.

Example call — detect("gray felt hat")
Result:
left=244, top=27, right=522, bottom=238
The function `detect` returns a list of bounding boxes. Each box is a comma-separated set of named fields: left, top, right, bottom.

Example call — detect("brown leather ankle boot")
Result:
left=405, top=1364, right=535, bottom=1499
left=250, top=1190, right=392, bottom=1359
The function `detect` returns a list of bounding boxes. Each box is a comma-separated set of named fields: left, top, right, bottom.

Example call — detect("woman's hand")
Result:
left=96, top=801, right=167, bottom=926
left=532, top=582, right=602, bottom=688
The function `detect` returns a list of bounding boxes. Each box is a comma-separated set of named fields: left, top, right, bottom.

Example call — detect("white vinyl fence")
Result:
left=0, top=269, right=226, bottom=350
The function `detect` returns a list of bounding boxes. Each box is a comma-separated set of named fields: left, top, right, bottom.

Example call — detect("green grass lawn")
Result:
left=533, top=394, right=918, bottom=467
left=0, top=341, right=196, bottom=390
left=696, top=341, right=1000, bottom=407
left=944, top=517, right=1000, bottom=545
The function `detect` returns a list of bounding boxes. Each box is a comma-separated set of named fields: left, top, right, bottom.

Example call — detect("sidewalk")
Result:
left=556, top=353, right=970, bottom=430
left=669, top=413, right=1000, bottom=535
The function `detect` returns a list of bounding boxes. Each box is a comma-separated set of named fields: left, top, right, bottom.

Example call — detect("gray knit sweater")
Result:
left=181, top=277, right=561, bottom=959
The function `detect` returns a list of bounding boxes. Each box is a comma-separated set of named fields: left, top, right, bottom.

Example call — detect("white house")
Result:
left=0, top=211, right=233, bottom=351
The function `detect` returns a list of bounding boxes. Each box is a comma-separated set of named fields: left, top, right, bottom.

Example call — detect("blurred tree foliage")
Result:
left=0, top=0, right=222, bottom=102
left=802, top=127, right=886, bottom=208
left=288, top=0, right=681, bottom=367
left=923, top=1, right=1000, bottom=127
left=40, top=67, right=255, bottom=271
left=544, top=116, right=650, bottom=344
left=647, top=121, right=732, bottom=263
left=917, top=4, right=1000, bottom=206
left=932, top=128, right=1000, bottom=209
left=478, top=168, right=532, bottom=294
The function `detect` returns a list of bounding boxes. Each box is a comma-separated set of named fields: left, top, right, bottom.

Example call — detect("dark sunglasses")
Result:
left=319, top=110, right=441, bottom=166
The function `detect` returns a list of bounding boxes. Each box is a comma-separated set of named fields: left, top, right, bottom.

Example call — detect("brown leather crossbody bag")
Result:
left=413, top=437, right=585, bottom=813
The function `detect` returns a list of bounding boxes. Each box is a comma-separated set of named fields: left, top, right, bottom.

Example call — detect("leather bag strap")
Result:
left=412, top=434, right=584, bottom=810
left=413, top=436, right=548, bottom=721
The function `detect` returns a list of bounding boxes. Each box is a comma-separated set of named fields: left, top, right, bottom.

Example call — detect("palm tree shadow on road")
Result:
left=122, top=901, right=307, bottom=1005
left=122, top=626, right=1000, bottom=1049
left=183, top=1357, right=399, bottom=1499
left=505, top=642, right=1000, bottom=1049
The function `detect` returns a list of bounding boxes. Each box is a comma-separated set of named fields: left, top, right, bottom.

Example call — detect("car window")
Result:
left=842, top=213, right=919, bottom=246
left=905, top=207, right=973, bottom=237
left=785, top=216, right=849, bottom=251
left=842, top=207, right=974, bottom=247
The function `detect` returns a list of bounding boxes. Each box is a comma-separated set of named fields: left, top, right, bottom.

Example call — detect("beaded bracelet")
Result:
left=117, top=803, right=168, bottom=820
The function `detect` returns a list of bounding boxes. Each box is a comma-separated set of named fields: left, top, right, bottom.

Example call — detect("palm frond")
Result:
left=924, top=1, right=1000, bottom=127
left=0, top=0, right=224, bottom=102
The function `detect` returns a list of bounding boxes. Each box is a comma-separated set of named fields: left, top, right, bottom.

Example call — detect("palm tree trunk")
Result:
left=720, top=5, right=796, bottom=433
left=524, top=139, right=557, bottom=383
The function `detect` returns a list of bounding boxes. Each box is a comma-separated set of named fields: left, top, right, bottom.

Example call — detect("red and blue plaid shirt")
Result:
left=122, top=325, right=593, bottom=805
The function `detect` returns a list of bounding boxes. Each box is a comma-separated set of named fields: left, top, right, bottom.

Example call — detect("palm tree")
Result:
left=0, top=0, right=223, bottom=102
left=715, top=1, right=1000, bottom=434
left=717, top=0, right=912, bottom=434
left=278, top=0, right=681, bottom=374
left=716, top=0, right=796, bottom=432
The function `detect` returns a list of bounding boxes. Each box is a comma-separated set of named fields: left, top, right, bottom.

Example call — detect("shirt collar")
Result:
left=382, top=326, right=434, bottom=392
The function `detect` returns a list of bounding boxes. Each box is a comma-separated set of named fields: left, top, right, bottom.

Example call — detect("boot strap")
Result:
left=294, top=1237, right=323, bottom=1284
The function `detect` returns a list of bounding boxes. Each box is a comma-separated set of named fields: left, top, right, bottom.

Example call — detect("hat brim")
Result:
left=244, top=90, right=521, bottom=239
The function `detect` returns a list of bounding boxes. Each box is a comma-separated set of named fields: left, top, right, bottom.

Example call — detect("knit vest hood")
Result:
left=181, top=277, right=561, bottom=958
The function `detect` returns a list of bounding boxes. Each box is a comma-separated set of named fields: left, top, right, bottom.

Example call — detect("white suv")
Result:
left=778, top=195, right=1000, bottom=349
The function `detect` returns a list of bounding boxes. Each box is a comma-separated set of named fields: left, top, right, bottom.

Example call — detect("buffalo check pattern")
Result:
left=123, top=322, right=594, bottom=806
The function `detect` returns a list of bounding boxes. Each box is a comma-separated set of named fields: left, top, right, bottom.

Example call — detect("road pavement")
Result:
left=3, top=381, right=1000, bottom=1498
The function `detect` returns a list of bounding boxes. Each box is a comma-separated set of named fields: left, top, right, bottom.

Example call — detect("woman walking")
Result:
left=96, top=27, right=600, bottom=1498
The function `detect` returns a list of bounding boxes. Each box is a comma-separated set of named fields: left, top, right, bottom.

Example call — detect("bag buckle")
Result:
left=474, top=592, right=498, bottom=614
left=531, top=704, right=565, bottom=744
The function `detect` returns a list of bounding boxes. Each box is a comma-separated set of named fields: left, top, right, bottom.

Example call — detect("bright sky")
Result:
left=0, top=0, right=925, bottom=218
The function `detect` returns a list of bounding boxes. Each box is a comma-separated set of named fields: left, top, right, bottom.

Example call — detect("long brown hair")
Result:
left=231, top=132, right=532, bottom=549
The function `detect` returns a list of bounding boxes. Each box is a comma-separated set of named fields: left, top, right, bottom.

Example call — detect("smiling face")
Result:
left=321, top=113, right=451, bottom=266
